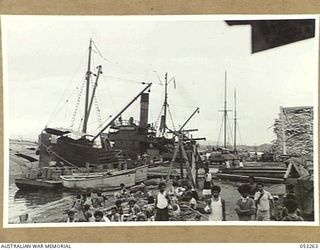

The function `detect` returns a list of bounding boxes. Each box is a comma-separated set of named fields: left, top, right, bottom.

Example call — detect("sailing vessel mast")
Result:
left=234, top=88, right=237, bottom=152
left=223, top=71, right=227, bottom=148
left=86, top=65, right=103, bottom=123
left=218, top=71, right=232, bottom=149
left=280, top=106, right=287, bottom=155
left=160, top=72, right=176, bottom=135
left=82, top=38, right=93, bottom=133
left=162, top=72, right=168, bottom=134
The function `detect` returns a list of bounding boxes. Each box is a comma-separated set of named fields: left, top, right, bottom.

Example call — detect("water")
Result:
left=8, top=179, right=75, bottom=223
left=8, top=177, right=285, bottom=223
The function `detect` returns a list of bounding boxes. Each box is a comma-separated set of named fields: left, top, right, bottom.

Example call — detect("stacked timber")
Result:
left=272, top=106, right=313, bottom=157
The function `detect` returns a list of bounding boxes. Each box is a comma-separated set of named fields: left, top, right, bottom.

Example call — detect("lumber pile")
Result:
left=272, top=106, right=313, bottom=157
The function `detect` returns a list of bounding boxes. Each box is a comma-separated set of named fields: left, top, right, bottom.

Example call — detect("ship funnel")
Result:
left=140, top=93, right=149, bottom=128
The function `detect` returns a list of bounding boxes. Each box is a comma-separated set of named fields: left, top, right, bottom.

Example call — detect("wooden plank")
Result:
left=283, top=162, right=293, bottom=179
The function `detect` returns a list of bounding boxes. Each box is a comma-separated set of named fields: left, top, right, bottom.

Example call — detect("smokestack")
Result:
left=140, top=93, right=149, bottom=128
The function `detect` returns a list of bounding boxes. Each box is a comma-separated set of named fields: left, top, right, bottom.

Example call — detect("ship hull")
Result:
left=60, top=169, right=136, bottom=190
left=134, top=165, right=148, bottom=183
left=15, top=178, right=63, bottom=190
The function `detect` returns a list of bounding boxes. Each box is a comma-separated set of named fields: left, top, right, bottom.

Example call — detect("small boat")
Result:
left=217, top=165, right=288, bottom=179
left=134, top=165, right=148, bottom=183
left=60, top=169, right=136, bottom=190
left=15, top=178, right=63, bottom=190
left=70, top=165, right=148, bottom=184
left=215, top=173, right=285, bottom=183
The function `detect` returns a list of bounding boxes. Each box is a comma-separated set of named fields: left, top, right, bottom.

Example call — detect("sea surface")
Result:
left=8, top=178, right=74, bottom=223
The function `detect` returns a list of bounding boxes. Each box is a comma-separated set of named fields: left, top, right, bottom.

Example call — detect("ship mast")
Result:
left=223, top=71, right=227, bottom=149
left=162, top=72, right=168, bottom=134
left=160, top=72, right=175, bottom=135
left=218, top=71, right=231, bottom=149
left=86, top=65, right=102, bottom=123
left=82, top=38, right=93, bottom=133
left=234, top=88, right=237, bottom=152
left=281, top=106, right=287, bottom=155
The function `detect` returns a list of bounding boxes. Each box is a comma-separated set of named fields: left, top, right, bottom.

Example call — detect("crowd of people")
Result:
left=65, top=181, right=196, bottom=223
left=64, top=168, right=304, bottom=223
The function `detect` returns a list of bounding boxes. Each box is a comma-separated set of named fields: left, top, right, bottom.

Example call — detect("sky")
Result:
left=2, top=15, right=318, bottom=146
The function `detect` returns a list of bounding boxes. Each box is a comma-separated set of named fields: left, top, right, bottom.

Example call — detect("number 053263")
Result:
left=300, top=244, right=319, bottom=248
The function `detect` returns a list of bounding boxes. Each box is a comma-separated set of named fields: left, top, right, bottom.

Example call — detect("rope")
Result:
left=226, top=114, right=233, bottom=147
left=153, top=70, right=163, bottom=85
left=92, top=41, right=109, bottom=62
left=101, top=74, right=145, bottom=84
left=46, top=50, right=88, bottom=125
left=101, top=76, right=115, bottom=107
left=89, top=80, right=103, bottom=126
left=167, top=105, right=176, bottom=131
left=40, top=142, right=79, bottom=169
left=70, top=80, right=86, bottom=129
left=155, top=105, right=164, bottom=133
left=77, top=117, right=84, bottom=132
left=94, top=95, right=103, bottom=125
left=216, top=114, right=224, bottom=147
left=92, top=40, right=137, bottom=76
left=237, top=122, right=244, bottom=146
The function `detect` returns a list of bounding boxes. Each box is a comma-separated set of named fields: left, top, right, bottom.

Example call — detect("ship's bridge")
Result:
left=110, top=118, right=140, bottom=129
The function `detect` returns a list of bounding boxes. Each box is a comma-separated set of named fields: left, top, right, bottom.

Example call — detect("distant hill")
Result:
left=198, top=141, right=273, bottom=153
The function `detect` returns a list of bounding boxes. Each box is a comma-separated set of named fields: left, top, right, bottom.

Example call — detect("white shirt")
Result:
left=103, top=216, right=110, bottom=222
left=254, top=190, right=273, bottom=211
left=66, top=217, right=76, bottom=223
left=175, top=187, right=185, bottom=197
left=205, top=173, right=212, bottom=182
left=189, top=197, right=197, bottom=209
left=209, top=197, right=223, bottom=221
left=225, top=161, right=231, bottom=168
left=240, top=197, right=249, bottom=203
left=73, top=199, right=82, bottom=211
left=156, top=192, right=169, bottom=209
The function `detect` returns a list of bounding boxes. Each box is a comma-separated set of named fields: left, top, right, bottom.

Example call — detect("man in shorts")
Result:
left=254, top=182, right=274, bottom=221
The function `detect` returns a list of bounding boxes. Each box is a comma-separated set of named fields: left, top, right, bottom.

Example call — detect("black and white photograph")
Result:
left=2, top=15, right=318, bottom=227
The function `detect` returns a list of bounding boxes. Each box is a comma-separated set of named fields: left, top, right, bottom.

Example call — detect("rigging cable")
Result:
left=102, top=77, right=115, bottom=106
left=167, top=105, right=176, bottom=131
left=237, top=122, right=244, bottom=146
left=216, top=114, right=224, bottom=147
left=77, top=117, right=84, bottom=132
left=93, top=40, right=163, bottom=87
left=89, top=78, right=103, bottom=127
left=197, top=108, right=200, bottom=139
left=155, top=87, right=165, bottom=132
left=92, top=41, right=109, bottom=62
left=70, top=80, right=86, bottom=129
left=75, top=88, right=85, bottom=133
left=155, top=105, right=164, bottom=133
left=227, top=114, right=233, bottom=145
left=94, top=95, right=103, bottom=125
left=92, top=83, right=145, bottom=132
left=46, top=49, right=88, bottom=126
left=92, top=40, right=136, bottom=75
left=101, top=74, right=146, bottom=85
